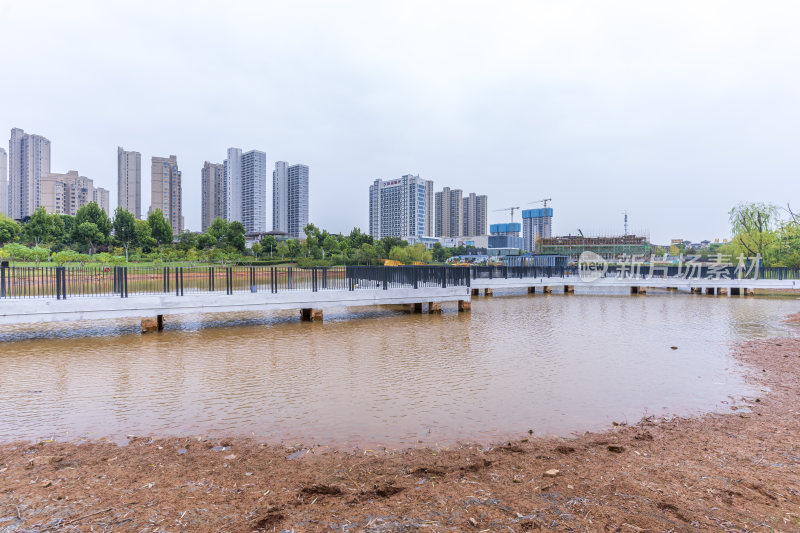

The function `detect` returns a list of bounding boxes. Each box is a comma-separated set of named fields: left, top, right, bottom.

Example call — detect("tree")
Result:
left=112, top=208, right=137, bottom=261
left=260, top=234, right=278, bottom=257
left=225, top=221, right=246, bottom=251
left=134, top=219, right=157, bottom=251
left=28, top=247, right=50, bottom=264
left=378, top=236, right=407, bottom=257
left=148, top=209, right=173, bottom=245
left=25, top=207, right=58, bottom=245
left=729, top=202, right=779, bottom=260
left=76, top=222, right=104, bottom=255
left=0, top=215, right=19, bottom=246
left=432, top=242, right=449, bottom=262
left=286, top=239, right=301, bottom=260
left=75, top=202, right=111, bottom=239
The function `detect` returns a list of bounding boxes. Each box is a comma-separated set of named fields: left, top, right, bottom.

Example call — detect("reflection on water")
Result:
left=0, top=290, right=797, bottom=447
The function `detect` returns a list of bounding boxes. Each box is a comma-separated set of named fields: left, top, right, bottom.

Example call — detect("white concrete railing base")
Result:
left=0, top=287, right=471, bottom=326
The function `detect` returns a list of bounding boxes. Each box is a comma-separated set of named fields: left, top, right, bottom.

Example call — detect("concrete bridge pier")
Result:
left=301, top=308, right=324, bottom=321
left=484, top=288, right=493, bottom=296
left=458, top=300, right=471, bottom=312
left=428, top=302, right=442, bottom=313
left=141, top=314, right=164, bottom=334
left=564, top=285, right=575, bottom=294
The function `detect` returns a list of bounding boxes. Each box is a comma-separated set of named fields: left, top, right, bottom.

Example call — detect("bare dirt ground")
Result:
left=1, top=315, right=799, bottom=532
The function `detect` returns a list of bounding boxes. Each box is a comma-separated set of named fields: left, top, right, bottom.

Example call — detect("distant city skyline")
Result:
left=2, top=2, right=798, bottom=243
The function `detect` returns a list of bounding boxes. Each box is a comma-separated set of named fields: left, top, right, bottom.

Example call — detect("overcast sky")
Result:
left=1, top=1, right=797, bottom=243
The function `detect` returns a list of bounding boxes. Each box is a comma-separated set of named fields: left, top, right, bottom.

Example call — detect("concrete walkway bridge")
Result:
left=0, top=264, right=796, bottom=332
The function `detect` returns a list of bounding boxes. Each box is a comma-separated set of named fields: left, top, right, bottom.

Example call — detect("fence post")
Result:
left=180, top=267, right=184, bottom=296
left=442, top=267, right=447, bottom=288
left=62, top=268, right=67, bottom=299
left=413, top=267, right=418, bottom=289
left=312, top=267, right=318, bottom=292
left=175, top=267, right=179, bottom=296
left=383, top=267, right=388, bottom=290
left=124, top=267, right=129, bottom=298
left=322, top=267, right=328, bottom=289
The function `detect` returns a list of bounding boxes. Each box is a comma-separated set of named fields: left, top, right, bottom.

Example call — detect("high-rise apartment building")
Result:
left=224, top=148, right=243, bottom=224
left=0, top=147, right=7, bottom=216
left=40, top=170, right=98, bottom=216
left=201, top=162, right=225, bottom=232
left=117, top=147, right=141, bottom=218
left=462, top=193, right=488, bottom=237
left=435, top=187, right=463, bottom=238
left=368, top=175, right=433, bottom=239
left=93, top=187, right=110, bottom=216
left=8, top=128, right=51, bottom=220
left=522, top=208, right=553, bottom=251
left=224, top=148, right=267, bottom=233
left=150, top=155, right=183, bottom=237
left=241, top=150, right=267, bottom=234
left=273, top=162, right=309, bottom=239
left=272, top=161, right=288, bottom=233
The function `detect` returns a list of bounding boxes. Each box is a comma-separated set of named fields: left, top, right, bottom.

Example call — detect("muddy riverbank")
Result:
left=1, top=317, right=799, bottom=531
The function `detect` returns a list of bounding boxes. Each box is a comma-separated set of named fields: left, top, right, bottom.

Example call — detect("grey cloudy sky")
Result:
left=1, top=0, right=798, bottom=243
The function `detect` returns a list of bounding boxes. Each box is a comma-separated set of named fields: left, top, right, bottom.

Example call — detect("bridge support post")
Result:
left=301, top=308, right=323, bottom=321
left=141, top=315, right=164, bottom=334
left=458, top=299, right=471, bottom=312
left=563, top=285, right=574, bottom=294
left=527, top=287, right=536, bottom=294
left=428, top=302, right=442, bottom=313
left=543, top=286, right=552, bottom=294
left=484, top=288, right=493, bottom=296
left=471, top=288, right=480, bottom=296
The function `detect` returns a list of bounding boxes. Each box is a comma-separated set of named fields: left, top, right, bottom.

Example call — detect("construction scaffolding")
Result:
left=535, top=234, right=651, bottom=261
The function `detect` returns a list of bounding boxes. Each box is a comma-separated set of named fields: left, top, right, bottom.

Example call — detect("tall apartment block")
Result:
left=241, top=150, right=267, bottom=233
left=8, top=128, right=51, bottom=220
left=462, top=193, right=488, bottom=237
left=93, top=187, right=110, bottom=216
left=117, top=147, right=142, bottom=218
left=224, top=148, right=266, bottom=234
left=150, top=155, right=183, bottom=236
left=201, top=162, right=225, bottom=232
left=0, top=147, right=7, bottom=216
left=435, top=187, right=463, bottom=238
left=224, top=148, right=242, bottom=224
left=273, top=162, right=309, bottom=239
left=368, top=175, right=433, bottom=239
left=40, top=170, right=99, bottom=216
left=522, top=207, right=553, bottom=251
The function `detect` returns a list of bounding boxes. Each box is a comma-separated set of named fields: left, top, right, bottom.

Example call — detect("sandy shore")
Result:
left=1, top=315, right=799, bottom=532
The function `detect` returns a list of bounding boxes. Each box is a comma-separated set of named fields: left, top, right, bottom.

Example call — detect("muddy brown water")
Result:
left=0, top=289, right=797, bottom=447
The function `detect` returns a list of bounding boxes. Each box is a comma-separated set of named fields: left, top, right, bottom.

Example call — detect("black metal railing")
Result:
left=0, top=263, right=795, bottom=301
left=0, top=265, right=472, bottom=300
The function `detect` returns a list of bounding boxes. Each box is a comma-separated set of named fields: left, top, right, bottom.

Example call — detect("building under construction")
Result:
left=535, top=234, right=651, bottom=261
